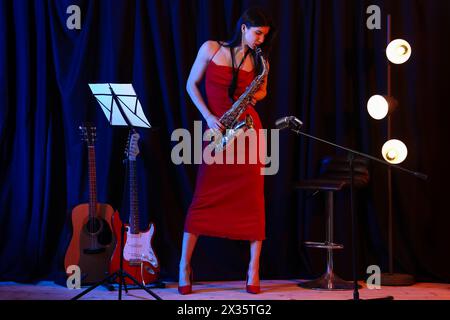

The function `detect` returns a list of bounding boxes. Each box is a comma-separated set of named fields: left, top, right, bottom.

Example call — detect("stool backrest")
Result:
left=318, top=155, right=370, bottom=188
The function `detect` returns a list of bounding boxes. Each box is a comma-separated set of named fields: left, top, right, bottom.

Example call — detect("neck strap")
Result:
left=230, top=47, right=251, bottom=74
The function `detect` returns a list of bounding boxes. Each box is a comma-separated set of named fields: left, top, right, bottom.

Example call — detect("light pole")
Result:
left=367, top=14, right=415, bottom=286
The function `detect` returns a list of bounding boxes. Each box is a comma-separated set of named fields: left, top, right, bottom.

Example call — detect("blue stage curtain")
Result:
left=0, top=0, right=449, bottom=283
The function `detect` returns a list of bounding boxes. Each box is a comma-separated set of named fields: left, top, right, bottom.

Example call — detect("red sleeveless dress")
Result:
left=184, top=58, right=266, bottom=241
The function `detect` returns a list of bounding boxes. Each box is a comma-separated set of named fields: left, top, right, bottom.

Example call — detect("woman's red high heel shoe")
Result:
left=178, top=267, right=193, bottom=295
left=246, top=274, right=261, bottom=294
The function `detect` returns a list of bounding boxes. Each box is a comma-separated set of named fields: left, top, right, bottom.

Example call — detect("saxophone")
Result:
left=209, top=47, right=268, bottom=152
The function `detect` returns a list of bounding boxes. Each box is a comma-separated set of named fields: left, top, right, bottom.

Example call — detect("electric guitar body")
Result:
left=109, top=214, right=159, bottom=284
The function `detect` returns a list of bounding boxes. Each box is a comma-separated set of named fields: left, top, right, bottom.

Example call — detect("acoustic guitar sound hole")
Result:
left=97, top=219, right=113, bottom=246
left=84, top=218, right=113, bottom=246
left=85, top=217, right=102, bottom=235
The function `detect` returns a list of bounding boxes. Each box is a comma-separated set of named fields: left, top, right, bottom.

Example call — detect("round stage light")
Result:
left=367, top=95, right=389, bottom=120
left=382, top=139, right=408, bottom=164
left=386, top=39, right=411, bottom=64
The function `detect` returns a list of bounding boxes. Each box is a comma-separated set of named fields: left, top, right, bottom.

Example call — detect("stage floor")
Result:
left=0, top=280, right=449, bottom=300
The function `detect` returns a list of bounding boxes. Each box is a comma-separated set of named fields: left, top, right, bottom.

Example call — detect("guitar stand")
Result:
left=71, top=224, right=162, bottom=300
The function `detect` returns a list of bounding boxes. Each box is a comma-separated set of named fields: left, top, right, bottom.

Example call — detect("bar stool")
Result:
left=295, top=155, right=369, bottom=290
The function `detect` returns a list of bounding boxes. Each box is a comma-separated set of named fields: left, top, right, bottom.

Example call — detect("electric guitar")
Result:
left=109, top=131, right=160, bottom=285
left=64, top=124, right=116, bottom=285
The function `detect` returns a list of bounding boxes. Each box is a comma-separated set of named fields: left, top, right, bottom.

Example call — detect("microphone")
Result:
left=274, top=116, right=291, bottom=130
left=289, top=116, right=303, bottom=130
left=275, top=116, right=303, bottom=130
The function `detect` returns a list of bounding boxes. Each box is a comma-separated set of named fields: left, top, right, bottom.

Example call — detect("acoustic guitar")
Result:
left=64, top=124, right=116, bottom=285
left=109, top=131, right=160, bottom=285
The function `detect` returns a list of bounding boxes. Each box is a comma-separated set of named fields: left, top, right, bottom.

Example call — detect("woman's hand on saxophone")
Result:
left=206, top=114, right=225, bottom=132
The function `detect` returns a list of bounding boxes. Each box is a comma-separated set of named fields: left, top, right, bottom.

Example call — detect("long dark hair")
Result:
left=224, top=7, right=276, bottom=102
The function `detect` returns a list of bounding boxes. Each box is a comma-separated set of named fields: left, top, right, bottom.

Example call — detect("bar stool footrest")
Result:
left=304, top=241, right=344, bottom=249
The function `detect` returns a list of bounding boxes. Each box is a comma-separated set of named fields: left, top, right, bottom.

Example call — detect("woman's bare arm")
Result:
left=186, top=41, right=224, bottom=131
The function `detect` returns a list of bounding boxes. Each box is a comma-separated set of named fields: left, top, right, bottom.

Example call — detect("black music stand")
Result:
left=71, top=83, right=161, bottom=300
left=276, top=116, right=427, bottom=300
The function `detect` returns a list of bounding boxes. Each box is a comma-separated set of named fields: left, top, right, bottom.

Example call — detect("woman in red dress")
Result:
left=179, top=8, right=275, bottom=294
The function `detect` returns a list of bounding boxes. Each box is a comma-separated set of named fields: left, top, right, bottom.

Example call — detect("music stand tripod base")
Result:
left=105, top=279, right=166, bottom=291
left=71, top=223, right=162, bottom=300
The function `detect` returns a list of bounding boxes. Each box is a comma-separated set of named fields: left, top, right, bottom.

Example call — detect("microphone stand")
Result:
left=287, top=125, right=427, bottom=300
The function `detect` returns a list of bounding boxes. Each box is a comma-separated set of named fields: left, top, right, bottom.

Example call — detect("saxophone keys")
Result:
left=245, top=114, right=254, bottom=129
